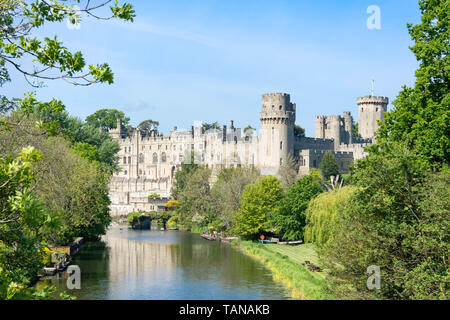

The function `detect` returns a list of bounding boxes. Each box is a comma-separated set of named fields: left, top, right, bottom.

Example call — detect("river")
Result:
left=38, top=225, right=290, bottom=299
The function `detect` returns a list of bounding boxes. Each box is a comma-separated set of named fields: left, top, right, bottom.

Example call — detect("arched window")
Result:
left=123, top=157, right=126, bottom=164
left=161, top=152, right=167, bottom=163
left=139, top=153, right=144, bottom=163
left=279, top=105, right=282, bottom=110
left=128, top=156, right=131, bottom=164
left=152, top=153, right=158, bottom=163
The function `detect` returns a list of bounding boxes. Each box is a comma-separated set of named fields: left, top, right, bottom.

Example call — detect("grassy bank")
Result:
left=233, top=240, right=336, bottom=300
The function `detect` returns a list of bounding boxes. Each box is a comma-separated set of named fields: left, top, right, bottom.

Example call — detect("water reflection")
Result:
left=39, top=225, right=289, bottom=300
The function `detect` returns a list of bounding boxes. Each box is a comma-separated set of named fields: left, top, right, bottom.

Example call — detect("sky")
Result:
left=3, top=0, right=422, bottom=136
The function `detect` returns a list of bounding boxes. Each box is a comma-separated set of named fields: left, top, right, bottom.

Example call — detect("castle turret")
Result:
left=109, top=118, right=124, bottom=139
left=259, top=93, right=296, bottom=174
left=357, top=96, right=388, bottom=140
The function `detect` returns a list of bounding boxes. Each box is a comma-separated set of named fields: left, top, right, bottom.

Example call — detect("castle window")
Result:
left=280, top=141, right=283, bottom=150
left=152, top=153, right=158, bottom=163
left=376, top=107, right=379, bottom=112
left=313, top=160, right=317, bottom=167
left=272, top=105, right=275, bottom=110
left=142, top=146, right=145, bottom=150
left=166, top=145, right=168, bottom=150
left=128, top=156, right=131, bottom=164
left=124, top=170, right=127, bottom=175
left=123, top=157, right=126, bottom=164
left=161, top=152, right=167, bottom=163
left=139, top=153, right=144, bottom=163
left=139, top=169, right=142, bottom=175
left=279, top=105, right=282, bottom=110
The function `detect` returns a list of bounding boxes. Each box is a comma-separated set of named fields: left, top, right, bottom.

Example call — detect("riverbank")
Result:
left=232, top=240, right=336, bottom=300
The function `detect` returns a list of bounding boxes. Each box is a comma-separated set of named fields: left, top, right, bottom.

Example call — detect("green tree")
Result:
left=85, top=108, right=130, bottom=131
left=234, top=176, right=283, bottom=238
left=202, top=122, right=220, bottom=131
left=304, top=186, right=357, bottom=245
left=138, top=119, right=159, bottom=136
left=0, top=1, right=135, bottom=88
left=320, top=142, right=449, bottom=299
left=294, top=124, right=305, bottom=138
left=210, top=167, right=260, bottom=225
left=377, top=0, right=449, bottom=167
left=277, top=154, right=299, bottom=188
left=319, top=150, right=339, bottom=180
left=271, top=175, right=323, bottom=241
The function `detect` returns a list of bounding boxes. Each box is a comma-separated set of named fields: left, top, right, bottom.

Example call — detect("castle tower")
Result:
left=259, top=93, right=296, bottom=174
left=343, top=111, right=353, bottom=144
left=109, top=118, right=124, bottom=139
left=357, top=96, right=389, bottom=140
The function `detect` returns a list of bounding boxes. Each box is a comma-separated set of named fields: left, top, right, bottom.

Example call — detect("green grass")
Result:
left=263, top=244, right=320, bottom=266
left=233, top=241, right=336, bottom=300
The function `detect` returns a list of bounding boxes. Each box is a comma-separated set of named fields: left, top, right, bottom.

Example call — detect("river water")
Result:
left=38, top=225, right=290, bottom=299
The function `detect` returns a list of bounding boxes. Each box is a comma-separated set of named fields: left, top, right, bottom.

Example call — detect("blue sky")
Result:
left=4, top=0, right=422, bottom=136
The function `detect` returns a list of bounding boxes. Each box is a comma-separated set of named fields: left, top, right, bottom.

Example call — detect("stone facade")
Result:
left=108, top=93, right=388, bottom=217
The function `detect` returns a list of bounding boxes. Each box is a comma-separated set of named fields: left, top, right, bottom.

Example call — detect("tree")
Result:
left=271, top=175, right=323, bottom=241
left=0, top=0, right=135, bottom=88
left=304, top=186, right=357, bottom=245
left=233, top=176, right=283, bottom=238
left=202, top=122, right=220, bottom=131
left=319, top=142, right=449, bottom=299
left=175, top=167, right=213, bottom=228
left=294, top=124, right=305, bottom=138
left=377, top=0, right=449, bottom=167
left=210, top=167, right=260, bottom=224
left=138, top=119, right=159, bottom=136
left=352, top=122, right=359, bottom=140
left=319, top=150, right=339, bottom=180
left=278, top=154, right=299, bottom=188
left=85, top=108, right=129, bottom=131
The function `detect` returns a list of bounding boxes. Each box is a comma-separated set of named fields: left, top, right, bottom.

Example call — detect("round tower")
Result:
left=357, top=96, right=388, bottom=140
left=259, top=93, right=296, bottom=172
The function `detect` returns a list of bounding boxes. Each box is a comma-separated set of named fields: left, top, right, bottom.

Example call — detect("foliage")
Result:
left=165, top=200, right=179, bottom=210
left=202, top=122, right=220, bottom=131
left=210, top=167, right=260, bottom=224
left=148, top=193, right=160, bottom=198
left=171, top=156, right=200, bottom=200
left=319, top=150, right=339, bottom=180
left=127, top=212, right=145, bottom=225
left=352, top=122, right=359, bottom=140
left=233, top=176, right=283, bottom=238
left=304, top=186, right=357, bottom=245
left=175, top=166, right=213, bottom=228
left=271, top=176, right=323, bottom=241
left=0, top=0, right=135, bottom=88
left=376, top=0, right=449, bottom=168
left=319, top=142, right=449, bottom=299
left=85, top=108, right=130, bottom=131
left=278, top=154, right=299, bottom=188
left=294, top=124, right=305, bottom=138
left=138, top=119, right=159, bottom=136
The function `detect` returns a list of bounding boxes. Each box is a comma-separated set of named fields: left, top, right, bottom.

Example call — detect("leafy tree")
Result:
left=202, top=122, right=220, bottom=131
left=278, top=154, right=299, bottom=188
left=319, top=150, right=339, bottom=180
left=138, top=119, right=159, bottom=136
left=271, top=175, right=323, bottom=241
left=294, top=124, right=305, bottom=138
left=176, top=167, right=213, bottom=228
left=0, top=0, right=135, bottom=88
left=377, top=0, right=449, bottom=167
left=352, top=122, right=359, bottom=140
left=85, top=108, right=130, bottom=131
left=320, top=142, right=449, bottom=299
left=233, top=176, right=283, bottom=238
left=304, top=186, right=357, bottom=245
left=210, top=167, right=260, bottom=224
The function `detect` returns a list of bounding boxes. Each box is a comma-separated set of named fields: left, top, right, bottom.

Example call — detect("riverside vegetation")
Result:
left=0, top=1, right=135, bottom=299
left=168, top=0, right=449, bottom=300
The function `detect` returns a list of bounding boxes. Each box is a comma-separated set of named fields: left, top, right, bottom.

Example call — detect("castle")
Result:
left=108, top=93, right=388, bottom=216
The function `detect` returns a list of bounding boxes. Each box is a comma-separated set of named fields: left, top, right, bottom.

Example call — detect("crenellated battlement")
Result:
left=357, top=95, right=389, bottom=105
